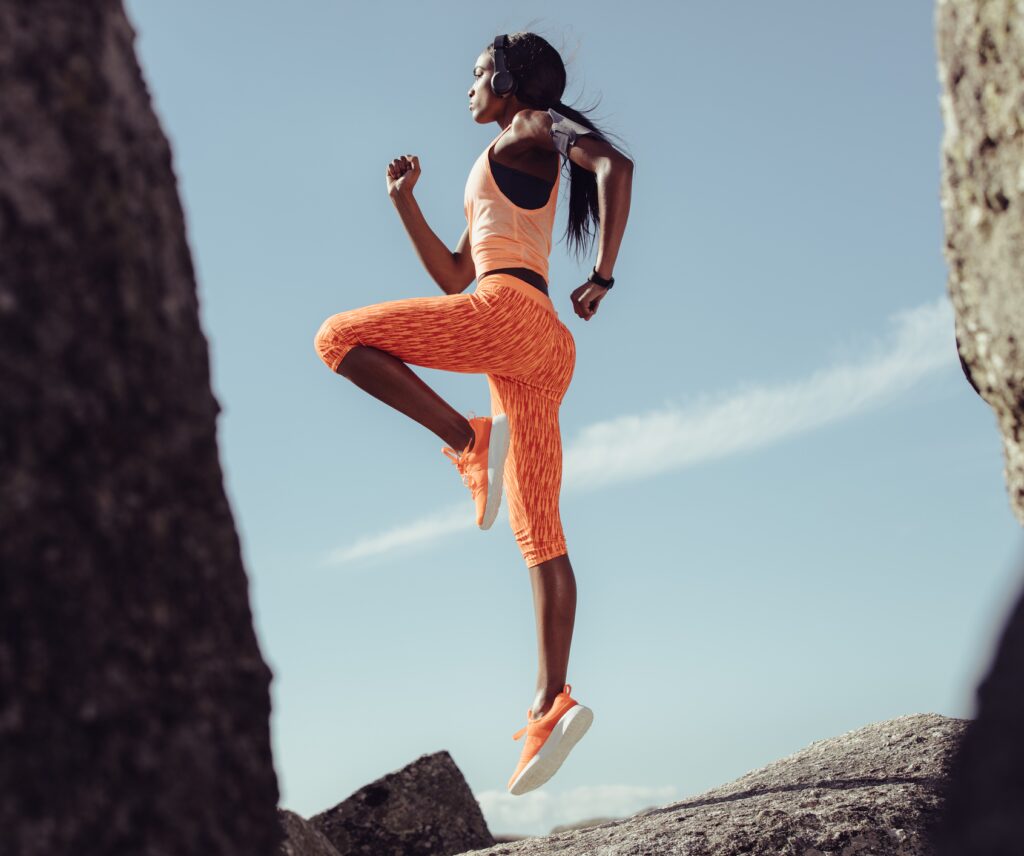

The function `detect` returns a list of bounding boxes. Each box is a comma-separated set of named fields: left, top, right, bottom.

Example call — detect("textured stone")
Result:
left=456, top=714, right=965, bottom=855
left=931, top=7, right=1024, bottom=854
left=0, top=2, right=281, bottom=854
left=277, top=809, right=342, bottom=856
left=935, top=0, right=1024, bottom=523
left=309, top=751, right=495, bottom=856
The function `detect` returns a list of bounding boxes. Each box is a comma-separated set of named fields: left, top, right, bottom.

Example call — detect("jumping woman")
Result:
left=313, top=31, right=633, bottom=795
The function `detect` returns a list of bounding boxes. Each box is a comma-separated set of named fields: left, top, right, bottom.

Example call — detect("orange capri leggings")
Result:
left=313, top=273, right=576, bottom=567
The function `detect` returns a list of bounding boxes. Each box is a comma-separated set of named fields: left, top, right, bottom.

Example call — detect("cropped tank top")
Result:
left=464, top=123, right=560, bottom=284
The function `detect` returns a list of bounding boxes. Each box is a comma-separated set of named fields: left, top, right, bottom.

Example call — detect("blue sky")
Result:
left=124, top=0, right=1023, bottom=839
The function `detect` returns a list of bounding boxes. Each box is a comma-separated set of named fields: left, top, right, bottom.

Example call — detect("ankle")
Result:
left=531, top=685, right=563, bottom=718
left=453, top=417, right=474, bottom=453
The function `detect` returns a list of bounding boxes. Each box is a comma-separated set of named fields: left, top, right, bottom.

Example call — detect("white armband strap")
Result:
left=547, top=107, right=592, bottom=159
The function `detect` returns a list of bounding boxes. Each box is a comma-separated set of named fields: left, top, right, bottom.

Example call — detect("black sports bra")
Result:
left=488, top=154, right=556, bottom=210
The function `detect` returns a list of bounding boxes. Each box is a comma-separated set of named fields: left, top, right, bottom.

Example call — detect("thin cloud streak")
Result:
left=321, top=503, right=474, bottom=565
left=565, top=294, right=955, bottom=490
left=322, top=295, right=956, bottom=566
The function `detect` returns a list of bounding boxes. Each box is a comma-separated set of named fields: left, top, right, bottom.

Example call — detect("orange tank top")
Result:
left=464, top=123, right=560, bottom=283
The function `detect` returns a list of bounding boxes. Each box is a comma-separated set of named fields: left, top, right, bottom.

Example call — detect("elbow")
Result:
left=599, top=155, right=634, bottom=179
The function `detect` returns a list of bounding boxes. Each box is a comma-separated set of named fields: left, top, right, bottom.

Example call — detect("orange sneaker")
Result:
left=441, top=411, right=510, bottom=530
left=507, top=683, right=593, bottom=795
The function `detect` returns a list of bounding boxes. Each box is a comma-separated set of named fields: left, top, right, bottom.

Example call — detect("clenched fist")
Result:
left=571, top=280, right=609, bottom=321
left=386, top=154, right=420, bottom=198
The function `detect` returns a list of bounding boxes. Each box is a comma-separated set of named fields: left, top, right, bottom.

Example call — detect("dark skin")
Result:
left=337, top=47, right=632, bottom=719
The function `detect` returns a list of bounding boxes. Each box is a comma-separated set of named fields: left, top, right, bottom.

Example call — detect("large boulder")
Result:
left=0, top=2, right=281, bottom=853
left=457, top=713, right=965, bottom=855
left=930, top=4, right=1024, bottom=855
left=936, top=0, right=1024, bottom=523
left=308, top=751, right=495, bottom=856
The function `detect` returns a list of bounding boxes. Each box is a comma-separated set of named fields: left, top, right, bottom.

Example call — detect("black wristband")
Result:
left=588, top=267, right=614, bottom=289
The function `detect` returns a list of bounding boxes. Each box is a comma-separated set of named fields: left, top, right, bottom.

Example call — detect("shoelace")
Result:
left=442, top=445, right=480, bottom=495
left=443, top=411, right=482, bottom=494
left=512, top=685, right=573, bottom=740
left=513, top=706, right=552, bottom=741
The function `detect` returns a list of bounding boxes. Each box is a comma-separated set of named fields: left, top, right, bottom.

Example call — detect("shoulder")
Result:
left=508, top=108, right=591, bottom=156
left=509, top=108, right=553, bottom=141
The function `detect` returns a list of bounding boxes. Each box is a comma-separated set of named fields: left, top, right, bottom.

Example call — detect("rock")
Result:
left=278, top=809, right=342, bottom=856
left=935, top=0, right=1024, bottom=525
left=931, top=4, right=1024, bottom=854
left=0, top=2, right=281, bottom=854
left=550, top=816, right=627, bottom=834
left=309, top=751, right=495, bottom=856
left=455, top=713, right=965, bottom=855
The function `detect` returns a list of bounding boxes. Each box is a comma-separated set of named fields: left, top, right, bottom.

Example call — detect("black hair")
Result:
left=485, top=30, right=635, bottom=264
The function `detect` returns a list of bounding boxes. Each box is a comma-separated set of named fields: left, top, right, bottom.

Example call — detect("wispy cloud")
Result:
left=475, top=783, right=679, bottom=839
left=321, top=295, right=956, bottom=565
left=322, top=504, right=472, bottom=565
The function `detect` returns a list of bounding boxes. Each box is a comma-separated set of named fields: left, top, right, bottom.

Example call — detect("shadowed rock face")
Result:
left=0, top=2, right=281, bottom=854
left=457, top=714, right=965, bottom=855
left=931, top=5, right=1024, bottom=855
left=307, top=751, right=495, bottom=856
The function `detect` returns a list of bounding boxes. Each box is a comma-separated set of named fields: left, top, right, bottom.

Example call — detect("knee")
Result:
left=313, top=313, right=357, bottom=373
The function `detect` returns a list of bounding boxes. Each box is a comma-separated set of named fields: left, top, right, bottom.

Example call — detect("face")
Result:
left=468, top=50, right=515, bottom=123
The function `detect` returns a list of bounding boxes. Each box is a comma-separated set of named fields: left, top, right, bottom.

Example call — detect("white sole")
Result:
left=480, top=413, right=510, bottom=530
left=508, top=703, right=593, bottom=795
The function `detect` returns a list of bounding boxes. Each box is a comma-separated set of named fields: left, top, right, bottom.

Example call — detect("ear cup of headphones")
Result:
left=490, top=71, right=517, bottom=97
left=490, top=34, right=517, bottom=97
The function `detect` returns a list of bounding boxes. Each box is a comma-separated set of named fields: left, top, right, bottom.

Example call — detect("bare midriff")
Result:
left=479, top=266, right=548, bottom=295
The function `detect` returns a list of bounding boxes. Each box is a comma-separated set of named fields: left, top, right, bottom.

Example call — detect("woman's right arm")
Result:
left=386, top=155, right=474, bottom=294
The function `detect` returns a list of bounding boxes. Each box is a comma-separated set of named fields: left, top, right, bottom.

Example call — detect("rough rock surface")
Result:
left=456, top=714, right=965, bottom=856
left=0, top=2, right=281, bottom=854
left=277, top=809, right=342, bottom=856
left=935, top=0, right=1024, bottom=523
left=930, top=4, right=1024, bottom=855
left=308, top=751, right=495, bottom=856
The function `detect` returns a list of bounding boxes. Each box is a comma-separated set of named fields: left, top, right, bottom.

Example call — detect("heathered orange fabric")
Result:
left=313, top=126, right=574, bottom=568
left=464, top=123, right=560, bottom=282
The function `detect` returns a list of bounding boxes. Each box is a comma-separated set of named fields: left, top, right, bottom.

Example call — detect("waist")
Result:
left=479, top=266, right=548, bottom=295
left=477, top=271, right=557, bottom=316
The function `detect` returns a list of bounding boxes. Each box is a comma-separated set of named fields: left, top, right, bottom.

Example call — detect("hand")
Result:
left=386, top=154, right=420, bottom=197
left=571, top=280, right=609, bottom=321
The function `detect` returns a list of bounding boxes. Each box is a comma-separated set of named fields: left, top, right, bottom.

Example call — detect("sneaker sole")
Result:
left=508, top=703, right=593, bottom=795
left=480, top=413, right=510, bottom=530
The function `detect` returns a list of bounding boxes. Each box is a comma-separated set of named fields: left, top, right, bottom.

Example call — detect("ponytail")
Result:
left=546, top=97, right=634, bottom=264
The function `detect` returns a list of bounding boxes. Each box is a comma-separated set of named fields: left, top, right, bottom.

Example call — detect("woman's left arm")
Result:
left=509, top=108, right=633, bottom=282
left=593, top=158, right=634, bottom=281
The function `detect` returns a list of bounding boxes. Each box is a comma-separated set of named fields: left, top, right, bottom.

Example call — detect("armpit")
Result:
left=547, top=107, right=593, bottom=159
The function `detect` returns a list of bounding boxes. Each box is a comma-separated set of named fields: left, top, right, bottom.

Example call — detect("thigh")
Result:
left=317, top=290, right=534, bottom=376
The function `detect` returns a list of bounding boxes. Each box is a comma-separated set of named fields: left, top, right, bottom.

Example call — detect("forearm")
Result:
left=593, top=160, right=633, bottom=279
left=389, top=190, right=457, bottom=292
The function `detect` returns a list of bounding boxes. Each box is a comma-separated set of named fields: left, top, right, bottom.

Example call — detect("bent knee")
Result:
left=313, top=313, right=358, bottom=373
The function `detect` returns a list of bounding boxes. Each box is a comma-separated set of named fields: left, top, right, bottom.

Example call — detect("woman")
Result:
left=313, top=32, right=634, bottom=795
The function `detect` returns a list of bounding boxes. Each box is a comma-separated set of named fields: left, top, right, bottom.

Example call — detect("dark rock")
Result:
left=278, top=809, right=342, bottom=856
left=456, top=714, right=965, bottom=855
left=0, top=2, right=281, bottom=854
left=309, top=751, right=495, bottom=856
